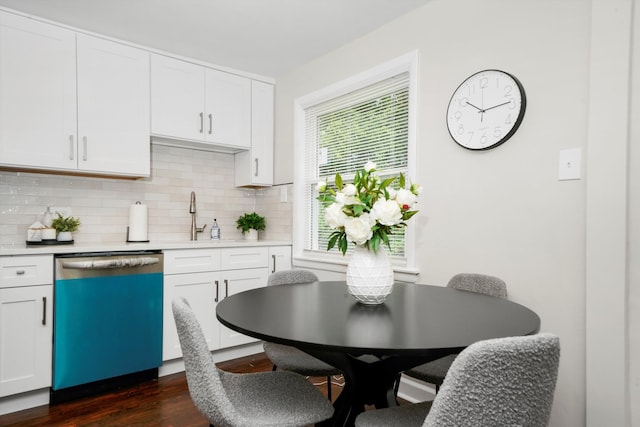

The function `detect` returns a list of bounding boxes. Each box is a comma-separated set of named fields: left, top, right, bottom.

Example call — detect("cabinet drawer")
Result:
left=164, top=249, right=221, bottom=275
left=0, top=255, right=53, bottom=288
left=221, top=247, right=268, bottom=270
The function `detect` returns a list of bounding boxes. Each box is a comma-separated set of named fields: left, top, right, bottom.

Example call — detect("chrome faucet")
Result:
left=189, top=191, right=206, bottom=240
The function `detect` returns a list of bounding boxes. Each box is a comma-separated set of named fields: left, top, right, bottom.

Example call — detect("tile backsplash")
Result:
left=0, top=144, right=292, bottom=246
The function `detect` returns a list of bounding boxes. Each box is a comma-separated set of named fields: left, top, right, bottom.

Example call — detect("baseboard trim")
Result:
left=396, top=374, right=436, bottom=403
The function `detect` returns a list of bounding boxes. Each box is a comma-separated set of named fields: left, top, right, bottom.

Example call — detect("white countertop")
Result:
left=0, top=240, right=292, bottom=256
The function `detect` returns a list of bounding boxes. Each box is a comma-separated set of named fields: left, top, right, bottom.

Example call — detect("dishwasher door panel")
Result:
left=53, top=272, right=163, bottom=390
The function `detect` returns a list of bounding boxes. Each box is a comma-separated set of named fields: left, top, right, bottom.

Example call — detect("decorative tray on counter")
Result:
left=26, top=239, right=74, bottom=246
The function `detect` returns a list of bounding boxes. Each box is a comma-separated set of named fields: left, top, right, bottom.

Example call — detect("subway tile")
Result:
left=0, top=146, right=292, bottom=245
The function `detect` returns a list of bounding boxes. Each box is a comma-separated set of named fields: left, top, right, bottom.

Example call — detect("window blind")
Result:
left=303, top=72, right=410, bottom=256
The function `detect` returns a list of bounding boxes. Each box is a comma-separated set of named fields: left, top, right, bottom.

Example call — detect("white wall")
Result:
left=628, top=0, right=640, bottom=423
left=275, top=1, right=598, bottom=425
left=585, top=1, right=634, bottom=425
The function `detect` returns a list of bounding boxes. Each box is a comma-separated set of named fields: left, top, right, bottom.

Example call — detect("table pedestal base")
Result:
left=307, top=349, right=458, bottom=427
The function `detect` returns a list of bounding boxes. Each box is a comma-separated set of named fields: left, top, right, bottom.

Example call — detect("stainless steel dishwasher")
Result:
left=52, top=251, right=163, bottom=403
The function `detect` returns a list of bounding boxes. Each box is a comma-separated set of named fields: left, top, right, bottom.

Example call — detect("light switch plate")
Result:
left=558, top=148, right=581, bottom=181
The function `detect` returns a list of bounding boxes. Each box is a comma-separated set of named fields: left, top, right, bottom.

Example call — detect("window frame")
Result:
left=293, top=51, right=419, bottom=280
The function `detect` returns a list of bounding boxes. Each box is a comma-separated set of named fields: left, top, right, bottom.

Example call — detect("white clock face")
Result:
left=446, top=70, right=526, bottom=150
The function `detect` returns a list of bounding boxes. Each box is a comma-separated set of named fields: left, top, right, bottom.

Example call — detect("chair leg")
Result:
left=327, top=375, right=332, bottom=401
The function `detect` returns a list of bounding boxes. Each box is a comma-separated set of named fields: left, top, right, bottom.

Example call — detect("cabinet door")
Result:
left=220, top=247, right=268, bottom=270
left=76, top=35, right=150, bottom=176
left=164, top=249, right=220, bottom=275
left=235, top=80, right=274, bottom=186
left=0, top=285, right=52, bottom=397
left=163, top=272, right=220, bottom=361
left=151, top=54, right=205, bottom=142
left=218, top=268, right=268, bottom=348
left=269, top=246, right=292, bottom=274
left=205, top=69, right=250, bottom=148
left=0, top=12, right=76, bottom=170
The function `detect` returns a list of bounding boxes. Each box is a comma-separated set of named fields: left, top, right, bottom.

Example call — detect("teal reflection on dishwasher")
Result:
left=53, top=272, right=163, bottom=390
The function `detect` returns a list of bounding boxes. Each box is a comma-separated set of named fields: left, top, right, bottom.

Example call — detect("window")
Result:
left=294, top=53, right=417, bottom=267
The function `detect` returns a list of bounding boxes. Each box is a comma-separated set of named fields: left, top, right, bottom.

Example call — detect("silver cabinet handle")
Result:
left=208, top=114, right=213, bottom=134
left=82, top=136, right=88, bottom=161
left=69, top=135, right=75, bottom=160
left=42, top=296, right=47, bottom=325
left=272, top=254, right=276, bottom=273
left=199, top=112, right=204, bottom=133
left=224, top=279, right=229, bottom=298
left=254, top=158, right=259, bottom=177
left=214, top=280, right=219, bottom=302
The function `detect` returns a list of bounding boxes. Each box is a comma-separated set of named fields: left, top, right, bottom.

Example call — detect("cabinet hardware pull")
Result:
left=42, top=296, right=47, bottom=325
left=208, top=114, right=213, bottom=134
left=82, top=136, right=88, bottom=161
left=254, top=158, right=259, bottom=177
left=224, top=279, right=229, bottom=298
left=199, top=112, right=204, bottom=133
left=272, top=254, right=276, bottom=273
left=214, top=280, right=219, bottom=302
left=16, top=269, right=25, bottom=275
left=69, top=135, right=75, bottom=160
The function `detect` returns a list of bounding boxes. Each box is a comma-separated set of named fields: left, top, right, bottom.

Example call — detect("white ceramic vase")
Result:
left=244, top=229, right=258, bottom=241
left=57, top=231, right=73, bottom=241
left=346, top=244, right=394, bottom=304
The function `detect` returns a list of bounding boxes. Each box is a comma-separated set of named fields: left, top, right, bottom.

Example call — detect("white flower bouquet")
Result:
left=317, top=161, right=421, bottom=255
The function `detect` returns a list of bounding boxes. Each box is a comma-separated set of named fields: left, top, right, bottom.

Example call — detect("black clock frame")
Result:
left=446, top=69, right=527, bottom=151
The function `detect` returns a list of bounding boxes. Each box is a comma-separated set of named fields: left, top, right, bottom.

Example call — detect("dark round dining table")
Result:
left=216, top=281, right=540, bottom=427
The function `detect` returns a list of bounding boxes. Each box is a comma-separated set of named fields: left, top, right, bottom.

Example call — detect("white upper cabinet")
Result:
left=76, top=34, right=150, bottom=176
left=0, top=12, right=77, bottom=170
left=235, top=80, right=274, bottom=187
left=0, top=12, right=150, bottom=177
left=150, top=54, right=205, bottom=142
left=206, top=68, right=251, bottom=148
left=151, top=54, right=251, bottom=150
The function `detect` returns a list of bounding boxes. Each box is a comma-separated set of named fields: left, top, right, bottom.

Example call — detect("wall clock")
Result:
left=446, top=69, right=526, bottom=150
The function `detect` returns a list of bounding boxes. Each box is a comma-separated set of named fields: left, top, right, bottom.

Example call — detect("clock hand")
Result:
left=483, top=101, right=511, bottom=112
left=465, top=101, right=483, bottom=111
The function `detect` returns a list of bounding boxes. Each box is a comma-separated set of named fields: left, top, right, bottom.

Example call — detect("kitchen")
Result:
left=0, top=1, right=639, bottom=427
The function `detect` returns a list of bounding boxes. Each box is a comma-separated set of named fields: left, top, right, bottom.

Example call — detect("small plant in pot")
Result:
left=236, top=212, right=265, bottom=241
left=51, top=213, right=81, bottom=241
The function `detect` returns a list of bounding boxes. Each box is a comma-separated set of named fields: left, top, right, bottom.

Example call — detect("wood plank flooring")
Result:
left=0, top=353, right=347, bottom=426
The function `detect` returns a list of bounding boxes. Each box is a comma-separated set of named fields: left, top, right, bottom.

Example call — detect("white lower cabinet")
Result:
left=163, top=246, right=281, bottom=361
left=0, top=255, right=53, bottom=397
left=218, top=267, right=268, bottom=348
left=163, top=270, right=220, bottom=360
left=269, top=245, right=292, bottom=273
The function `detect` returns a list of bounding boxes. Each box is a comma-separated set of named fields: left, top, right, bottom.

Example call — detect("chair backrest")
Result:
left=447, top=273, right=508, bottom=299
left=267, top=269, right=319, bottom=286
left=172, top=297, right=240, bottom=426
left=423, top=333, right=560, bottom=427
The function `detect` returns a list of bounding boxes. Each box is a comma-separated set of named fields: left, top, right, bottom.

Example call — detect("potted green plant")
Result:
left=236, top=212, right=266, bottom=241
left=51, top=213, right=81, bottom=241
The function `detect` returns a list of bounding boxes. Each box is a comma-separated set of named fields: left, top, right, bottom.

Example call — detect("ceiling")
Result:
left=0, top=0, right=430, bottom=77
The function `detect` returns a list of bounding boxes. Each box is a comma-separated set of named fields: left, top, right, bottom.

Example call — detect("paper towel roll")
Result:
left=127, top=202, right=148, bottom=242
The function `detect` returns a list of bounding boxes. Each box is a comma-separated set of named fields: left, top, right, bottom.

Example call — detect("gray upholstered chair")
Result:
left=172, top=297, right=334, bottom=427
left=356, top=333, right=560, bottom=427
left=262, top=269, right=342, bottom=400
left=402, top=273, right=508, bottom=393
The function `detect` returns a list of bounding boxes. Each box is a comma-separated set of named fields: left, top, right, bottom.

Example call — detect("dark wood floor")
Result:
left=0, top=353, right=348, bottom=426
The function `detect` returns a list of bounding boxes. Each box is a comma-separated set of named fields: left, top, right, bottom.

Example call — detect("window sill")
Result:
left=293, top=253, right=420, bottom=283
